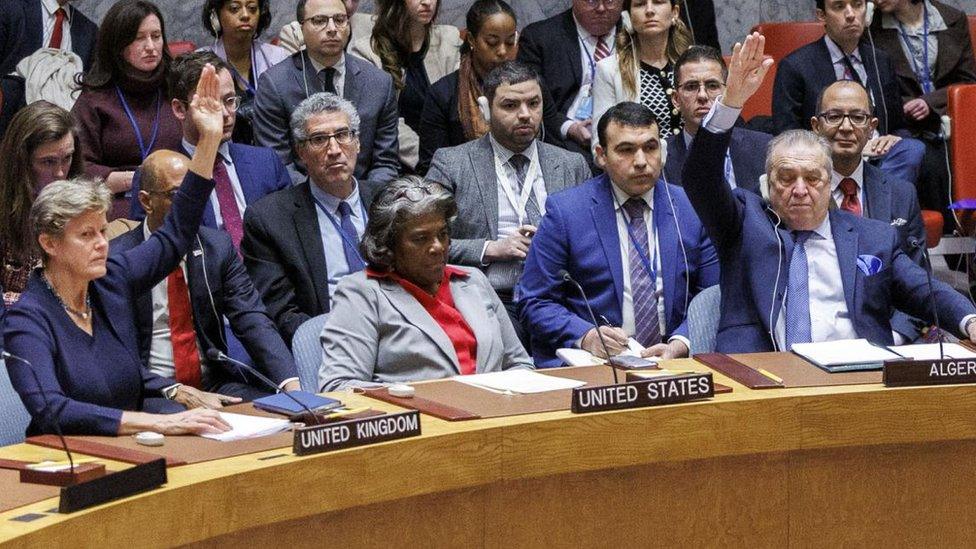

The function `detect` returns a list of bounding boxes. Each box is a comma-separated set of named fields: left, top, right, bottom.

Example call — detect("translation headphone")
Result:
left=758, top=173, right=785, bottom=351
left=620, top=11, right=634, bottom=34
left=206, top=2, right=273, bottom=38
left=476, top=95, right=490, bottom=123
left=209, top=10, right=222, bottom=35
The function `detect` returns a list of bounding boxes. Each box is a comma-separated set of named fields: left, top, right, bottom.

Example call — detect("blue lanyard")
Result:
left=115, top=86, right=161, bottom=161
left=619, top=203, right=659, bottom=282
left=228, top=43, right=259, bottom=97
left=578, top=34, right=613, bottom=82
left=310, top=193, right=368, bottom=264
left=897, top=3, right=934, bottom=94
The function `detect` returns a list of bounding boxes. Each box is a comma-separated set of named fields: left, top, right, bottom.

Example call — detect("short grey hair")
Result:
left=361, top=176, right=458, bottom=271
left=765, top=129, right=833, bottom=181
left=290, top=92, right=361, bottom=144
left=30, top=178, right=111, bottom=259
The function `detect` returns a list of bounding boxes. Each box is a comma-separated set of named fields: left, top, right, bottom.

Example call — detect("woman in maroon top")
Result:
left=318, top=176, right=533, bottom=392
left=72, top=0, right=182, bottom=219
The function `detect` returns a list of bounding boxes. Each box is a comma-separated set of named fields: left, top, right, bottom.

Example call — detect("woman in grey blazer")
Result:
left=318, top=176, right=533, bottom=391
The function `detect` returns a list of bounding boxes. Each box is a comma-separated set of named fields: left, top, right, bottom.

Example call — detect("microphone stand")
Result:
left=558, top=270, right=619, bottom=384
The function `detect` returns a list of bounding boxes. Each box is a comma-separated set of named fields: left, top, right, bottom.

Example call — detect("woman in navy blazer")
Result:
left=5, top=65, right=233, bottom=437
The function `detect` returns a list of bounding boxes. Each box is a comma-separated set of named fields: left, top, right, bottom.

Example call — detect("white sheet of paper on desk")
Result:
left=888, top=343, right=976, bottom=360
left=791, top=339, right=902, bottom=366
left=454, top=370, right=587, bottom=394
left=199, top=412, right=292, bottom=442
left=555, top=338, right=655, bottom=367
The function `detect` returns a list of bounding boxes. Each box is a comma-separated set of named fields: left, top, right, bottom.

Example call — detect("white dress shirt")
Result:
left=308, top=52, right=347, bottom=96
left=831, top=161, right=867, bottom=215
left=309, top=179, right=366, bottom=300
left=561, top=16, right=614, bottom=137
left=41, top=0, right=72, bottom=52
left=182, top=139, right=247, bottom=230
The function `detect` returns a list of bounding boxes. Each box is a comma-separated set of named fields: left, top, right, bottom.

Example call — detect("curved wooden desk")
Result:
left=2, top=359, right=976, bottom=547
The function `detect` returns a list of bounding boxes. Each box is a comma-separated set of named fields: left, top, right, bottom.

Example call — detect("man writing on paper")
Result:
left=680, top=33, right=976, bottom=353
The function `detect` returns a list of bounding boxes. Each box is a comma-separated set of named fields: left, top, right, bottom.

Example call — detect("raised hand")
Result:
left=723, top=32, right=775, bottom=109
left=189, top=63, right=224, bottom=141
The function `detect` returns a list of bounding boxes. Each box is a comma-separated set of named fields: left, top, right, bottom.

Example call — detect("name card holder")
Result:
left=293, top=411, right=421, bottom=456
left=883, top=359, right=976, bottom=387
left=571, top=373, right=714, bottom=414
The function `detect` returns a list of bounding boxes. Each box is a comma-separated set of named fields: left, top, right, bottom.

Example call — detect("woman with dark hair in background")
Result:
left=0, top=101, right=85, bottom=306
left=416, top=0, right=518, bottom=174
left=349, top=0, right=462, bottom=171
left=72, top=0, right=182, bottom=220
left=200, top=0, right=289, bottom=143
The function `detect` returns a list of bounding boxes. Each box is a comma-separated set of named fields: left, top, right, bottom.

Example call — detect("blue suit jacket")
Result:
left=663, top=127, right=770, bottom=194
left=110, top=224, right=298, bottom=390
left=772, top=37, right=906, bottom=135
left=680, top=127, right=973, bottom=353
left=517, top=174, right=720, bottom=368
left=128, top=142, right=291, bottom=225
left=5, top=172, right=214, bottom=435
left=0, top=0, right=98, bottom=76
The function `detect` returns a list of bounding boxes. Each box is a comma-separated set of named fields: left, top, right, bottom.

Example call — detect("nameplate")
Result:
left=883, top=359, right=976, bottom=387
left=292, top=411, right=421, bottom=456
left=571, top=373, right=714, bottom=414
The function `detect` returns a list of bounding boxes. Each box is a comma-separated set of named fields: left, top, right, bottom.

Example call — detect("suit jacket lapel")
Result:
left=381, top=279, right=460, bottom=372
left=537, top=144, right=566, bottom=194
left=862, top=164, right=891, bottom=222
left=592, top=175, right=625, bottom=311
left=560, top=11, right=584, bottom=92
left=449, top=275, right=494, bottom=372
left=653, top=183, right=679, bottom=331
left=294, top=185, right=331, bottom=311
left=343, top=53, right=362, bottom=106
left=228, top=144, right=260, bottom=205
left=813, top=39, right=842, bottom=91
left=25, top=2, right=42, bottom=53
left=471, top=136, right=499, bottom=237
left=830, top=211, right=859, bottom=317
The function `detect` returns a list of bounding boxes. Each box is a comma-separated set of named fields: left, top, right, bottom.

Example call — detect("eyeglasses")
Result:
left=676, top=80, right=725, bottom=96
left=391, top=182, right=449, bottom=203
left=817, top=110, right=872, bottom=127
left=579, top=0, right=620, bottom=7
left=302, top=14, right=350, bottom=30
left=178, top=96, right=240, bottom=112
left=301, top=129, right=357, bottom=149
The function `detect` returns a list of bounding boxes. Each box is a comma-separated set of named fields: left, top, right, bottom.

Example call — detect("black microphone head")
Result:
left=556, top=269, right=572, bottom=282
left=205, top=348, right=224, bottom=362
left=908, top=237, right=923, bottom=249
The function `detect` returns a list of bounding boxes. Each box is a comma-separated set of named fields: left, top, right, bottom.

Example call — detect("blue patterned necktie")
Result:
left=337, top=201, right=364, bottom=272
left=785, top=230, right=813, bottom=347
left=622, top=197, right=661, bottom=347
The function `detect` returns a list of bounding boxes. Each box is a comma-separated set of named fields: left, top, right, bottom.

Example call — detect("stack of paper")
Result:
left=199, top=412, right=292, bottom=442
left=454, top=370, right=587, bottom=394
left=556, top=338, right=654, bottom=367
left=791, top=339, right=902, bottom=372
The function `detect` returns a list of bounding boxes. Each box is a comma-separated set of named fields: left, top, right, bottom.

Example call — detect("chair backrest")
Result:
left=725, top=55, right=778, bottom=121
left=292, top=314, right=330, bottom=392
left=167, top=41, right=197, bottom=57
left=948, top=84, right=976, bottom=203
left=687, top=285, right=721, bottom=355
left=0, top=360, right=31, bottom=446
left=750, top=21, right=825, bottom=62
left=968, top=15, right=976, bottom=50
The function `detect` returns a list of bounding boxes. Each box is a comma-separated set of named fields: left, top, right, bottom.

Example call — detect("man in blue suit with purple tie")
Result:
left=681, top=33, right=976, bottom=353
left=518, top=102, right=719, bottom=368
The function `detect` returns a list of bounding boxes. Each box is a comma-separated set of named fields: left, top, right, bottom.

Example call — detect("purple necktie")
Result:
left=622, top=198, right=661, bottom=347
left=213, top=158, right=243, bottom=251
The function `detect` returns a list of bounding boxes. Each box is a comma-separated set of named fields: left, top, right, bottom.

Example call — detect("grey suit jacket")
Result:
left=253, top=51, right=400, bottom=191
left=426, top=135, right=591, bottom=265
left=318, top=267, right=533, bottom=391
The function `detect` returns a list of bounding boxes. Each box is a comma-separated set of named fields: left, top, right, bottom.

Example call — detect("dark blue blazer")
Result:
left=5, top=172, right=214, bottom=435
left=680, top=127, right=974, bottom=353
left=663, top=127, right=770, bottom=194
left=772, top=37, right=906, bottom=136
left=0, top=0, right=98, bottom=76
left=110, top=224, right=298, bottom=389
left=517, top=174, right=720, bottom=368
left=129, top=142, right=291, bottom=225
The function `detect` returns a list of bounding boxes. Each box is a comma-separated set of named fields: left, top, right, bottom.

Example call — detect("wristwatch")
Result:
left=163, top=384, right=183, bottom=400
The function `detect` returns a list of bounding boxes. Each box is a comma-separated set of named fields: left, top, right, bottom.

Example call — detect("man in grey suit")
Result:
left=253, top=0, right=399, bottom=189
left=426, top=61, right=591, bottom=346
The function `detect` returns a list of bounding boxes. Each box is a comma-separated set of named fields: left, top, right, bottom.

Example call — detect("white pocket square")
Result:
left=890, top=218, right=907, bottom=227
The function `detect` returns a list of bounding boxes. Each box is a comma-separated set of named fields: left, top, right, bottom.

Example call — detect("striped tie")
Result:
left=594, top=35, right=611, bottom=63
left=623, top=198, right=661, bottom=347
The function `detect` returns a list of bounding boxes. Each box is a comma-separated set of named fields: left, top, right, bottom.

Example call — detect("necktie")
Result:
left=49, top=8, right=66, bottom=49
left=510, top=154, right=541, bottom=226
left=839, top=177, right=862, bottom=217
left=841, top=55, right=863, bottom=85
left=622, top=198, right=661, bottom=347
left=594, top=35, right=611, bottom=63
left=785, top=230, right=813, bottom=348
left=167, top=268, right=202, bottom=388
left=212, top=158, right=244, bottom=251
left=320, top=67, right=337, bottom=94
left=337, top=201, right=364, bottom=272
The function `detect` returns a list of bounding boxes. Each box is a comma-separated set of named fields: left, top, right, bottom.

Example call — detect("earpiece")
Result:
left=865, top=0, right=875, bottom=27
left=477, top=95, right=491, bottom=123
left=209, top=10, right=222, bottom=35
left=620, top=11, right=634, bottom=34
left=659, top=141, right=668, bottom=167
left=759, top=174, right=770, bottom=201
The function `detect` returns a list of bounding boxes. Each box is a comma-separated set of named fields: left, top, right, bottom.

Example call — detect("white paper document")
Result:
left=888, top=343, right=976, bottom=360
left=555, top=338, right=654, bottom=367
left=199, top=412, right=292, bottom=442
left=453, top=370, right=587, bottom=394
left=791, top=339, right=902, bottom=366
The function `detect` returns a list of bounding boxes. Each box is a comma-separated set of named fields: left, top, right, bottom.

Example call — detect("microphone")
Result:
left=909, top=237, right=944, bottom=360
left=204, top=349, right=324, bottom=424
left=2, top=350, right=76, bottom=473
left=557, top=269, right=619, bottom=384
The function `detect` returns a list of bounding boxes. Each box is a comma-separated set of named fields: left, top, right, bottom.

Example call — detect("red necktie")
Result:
left=167, top=268, right=202, bottom=388
left=213, top=158, right=244, bottom=251
left=594, top=35, right=611, bottom=63
left=840, top=177, right=862, bottom=217
left=48, top=8, right=66, bottom=49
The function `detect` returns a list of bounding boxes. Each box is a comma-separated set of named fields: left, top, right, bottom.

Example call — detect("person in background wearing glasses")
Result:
left=129, top=52, right=290, bottom=252
left=663, top=46, right=770, bottom=194
left=318, top=176, right=533, bottom=391
left=243, top=93, right=368, bottom=347
left=812, top=79, right=927, bottom=343
left=254, top=0, right=399, bottom=190
left=277, top=0, right=374, bottom=55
